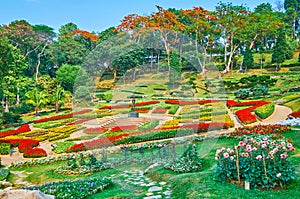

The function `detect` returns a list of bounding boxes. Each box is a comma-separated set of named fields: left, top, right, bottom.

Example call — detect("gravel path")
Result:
left=255, top=105, right=292, bottom=125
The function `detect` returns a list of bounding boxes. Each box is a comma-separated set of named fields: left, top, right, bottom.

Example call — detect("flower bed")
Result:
left=84, top=127, right=107, bottom=134
left=52, top=141, right=76, bottom=154
left=0, top=124, right=31, bottom=138
left=231, top=124, right=290, bottom=137
left=110, top=125, right=137, bottom=132
left=254, top=103, right=275, bottom=119
left=66, top=118, right=94, bottom=125
left=214, top=135, right=296, bottom=189
left=0, top=138, right=39, bottom=155
left=227, top=100, right=271, bottom=124
left=138, top=120, right=159, bottom=131
left=289, top=111, right=300, bottom=118
left=181, top=122, right=231, bottom=133
left=23, top=177, right=112, bottom=199
left=165, top=99, right=217, bottom=106
left=236, top=109, right=257, bottom=124
left=135, top=108, right=150, bottom=113
left=152, top=108, right=168, bottom=114
left=23, top=148, right=47, bottom=158
left=33, top=109, right=92, bottom=123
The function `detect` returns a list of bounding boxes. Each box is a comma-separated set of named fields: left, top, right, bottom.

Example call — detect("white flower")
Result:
left=276, top=173, right=281, bottom=178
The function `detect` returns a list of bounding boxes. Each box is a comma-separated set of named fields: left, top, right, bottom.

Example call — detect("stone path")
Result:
left=111, top=170, right=172, bottom=199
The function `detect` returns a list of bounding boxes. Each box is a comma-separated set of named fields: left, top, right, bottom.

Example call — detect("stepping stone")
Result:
left=143, top=195, right=162, bottom=199
left=163, top=190, right=172, bottom=196
left=159, top=182, right=167, bottom=185
left=148, top=186, right=162, bottom=192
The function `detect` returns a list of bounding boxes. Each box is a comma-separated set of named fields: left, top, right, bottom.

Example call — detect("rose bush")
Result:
left=215, top=135, right=296, bottom=189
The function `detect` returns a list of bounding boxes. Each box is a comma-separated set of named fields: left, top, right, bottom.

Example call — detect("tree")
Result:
left=25, top=88, right=49, bottom=116
left=55, top=64, right=88, bottom=92
left=59, top=22, right=78, bottom=36
left=272, top=28, right=287, bottom=71
left=242, top=47, right=254, bottom=71
left=215, top=3, right=250, bottom=73
left=0, top=37, right=27, bottom=112
left=98, top=27, right=117, bottom=43
left=284, top=0, right=300, bottom=39
left=169, top=52, right=181, bottom=86
left=51, top=84, right=70, bottom=113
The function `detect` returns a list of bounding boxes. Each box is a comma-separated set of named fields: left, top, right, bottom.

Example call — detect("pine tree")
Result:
left=272, top=28, right=287, bottom=71
left=243, top=47, right=254, bottom=71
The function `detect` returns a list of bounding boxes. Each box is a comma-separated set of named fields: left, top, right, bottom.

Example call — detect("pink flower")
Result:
left=246, top=148, right=252, bottom=153
left=276, top=173, right=281, bottom=178
left=216, top=149, right=221, bottom=155
left=227, top=148, right=231, bottom=153
left=238, top=141, right=244, bottom=147
left=261, top=144, right=267, bottom=149
left=263, top=137, right=268, bottom=141
left=287, top=143, right=293, bottom=148
left=250, top=138, right=254, bottom=142
left=230, top=156, right=234, bottom=161
left=280, top=153, right=288, bottom=159
left=229, top=150, right=235, bottom=155
left=281, top=141, right=286, bottom=146
left=290, top=147, right=295, bottom=152
left=223, top=152, right=229, bottom=158
left=256, top=155, right=262, bottom=160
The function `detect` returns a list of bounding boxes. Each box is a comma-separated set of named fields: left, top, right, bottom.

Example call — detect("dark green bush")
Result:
left=0, top=112, right=22, bottom=125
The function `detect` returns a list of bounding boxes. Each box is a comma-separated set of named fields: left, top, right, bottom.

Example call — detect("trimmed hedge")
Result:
left=0, top=143, right=10, bottom=155
left=254, top=103, right=275, bottom=119
left=138, top=120, right=159, bottom=131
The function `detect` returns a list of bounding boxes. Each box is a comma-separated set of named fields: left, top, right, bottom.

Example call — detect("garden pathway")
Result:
left=255, top=105, right=292, bottom=125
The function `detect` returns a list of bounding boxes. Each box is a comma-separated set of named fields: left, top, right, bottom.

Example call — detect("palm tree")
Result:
left=25, top=88, right=49, bottom=116
left=51, top=85, right=70, bottom=113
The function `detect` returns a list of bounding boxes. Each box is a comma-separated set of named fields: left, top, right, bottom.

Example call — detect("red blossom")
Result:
left=23, top=148, right=47, bottom=158
left=0, top=124, right=31, bottom=138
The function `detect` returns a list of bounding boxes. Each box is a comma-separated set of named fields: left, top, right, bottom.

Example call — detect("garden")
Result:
left=1, top=0, right=300, bottom=198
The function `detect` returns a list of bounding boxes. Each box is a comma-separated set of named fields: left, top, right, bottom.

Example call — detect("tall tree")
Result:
left=284, top=0, right=300, bottom=39
left=215, top=3, right=250, bottom=73
left=59, top=22, right=78, bottom=36
left=242, top=47, right=254, bottom=72
left=0, top=37, right=27, bottom=112
left=51, top=84, right=70, bottom=113
left=272, top=28, right=287, bottom=71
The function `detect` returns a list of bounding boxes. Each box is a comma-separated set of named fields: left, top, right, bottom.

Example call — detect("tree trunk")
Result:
left=16, top=87, right=20, bottom=106
left=113, top=70, right=117, bottom=81
left=5, top=99, right=9, bottom=112
left=55, top=101, right=59, bottom=113
left=35, top=44, right=47, bottom=82
left=35, top=105, right=39, bottom=117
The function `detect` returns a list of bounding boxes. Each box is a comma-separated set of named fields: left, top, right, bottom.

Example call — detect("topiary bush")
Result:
left=255, top=103, right=275, bottom=119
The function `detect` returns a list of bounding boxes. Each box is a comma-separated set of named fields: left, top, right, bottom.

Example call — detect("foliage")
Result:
left=255, top=103, right=275, bottom=119
left=214, top=135, right=296, bottom=189
left=252, top=85, right=269, bottom=97
left=272, top=28, right=288, bottom=70
left=52, top=141, right=75, bottom=154
left=0, top=168, right=10, bottom=181
left=54, top=154, right=111, bottom=175
left=164, top=144, right=202, bottom=173
left=243, top=48, right=254, bottom=70
left=138, top=120, right=159, bottom=131
left=0, top=143, right=10, bottom=155
left=0, top=112, right=22, bottom=125
left=23, top=177, right=112, bottom=199
left=234, top=88, right=251, bottom=99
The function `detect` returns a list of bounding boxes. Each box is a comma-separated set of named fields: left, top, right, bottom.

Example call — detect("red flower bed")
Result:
left=0, top=139, right=39, bottom=153
left=110, top=125, right=137, bottom=132
left=232, top=124, right=290, bottom=137
left=236, top=109, right=257, bottom=124
left=84, top=127, right=107, bottom=134
left=136, top=100, right=160, bottom=106
left=0, top=124, right=31, bottom=138
left=181, top=122, right=230, bottom=133
left=67, top=118, right=94, bottom=126
left=165, top=100, right=198, bottom=105
left=23, top=148, right=47, bottom=158
left=135, top=109, right=150, bottom=113
left=165, top=99, right=218, bottom=106
left=289, top=111, right=300, bottom=118
left=33, top=109, right=92, bottom=123
left=226, top=100, right=270, bottom=124
left=66, top=137, right=114, bottom=152
left=152, top=108, right=168, bottom=114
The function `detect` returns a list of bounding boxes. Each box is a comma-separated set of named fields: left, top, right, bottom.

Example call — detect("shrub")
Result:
left=255, top=103, right=275, bottom=119
left=0, top=143, right=10, bottom=155
left=0, top=168, right=10, bottom=181
left=168, top=105, right=179, bottom=114
left=52, top=141, right=76, bottom=154
left=252, top=85, right=268, bottom=97
left=164, top=144, right=202, bottom=173
left=23, top=177, right=112, bottom=199
left=138, top=120, right=159, bottom=131
left=23, top=148, right=47, bottom=158
left=0, top=112, right=22, bottom=125
left=214, top=135, right=296, bottom=189
left=234, top=88, right=251, bottom=99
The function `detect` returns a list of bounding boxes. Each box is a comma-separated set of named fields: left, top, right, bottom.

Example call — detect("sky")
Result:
left=0, top=0, right=279, bottom=33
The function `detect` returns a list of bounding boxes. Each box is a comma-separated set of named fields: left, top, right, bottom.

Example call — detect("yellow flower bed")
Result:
left=162, top=119, right=180, bottom=127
